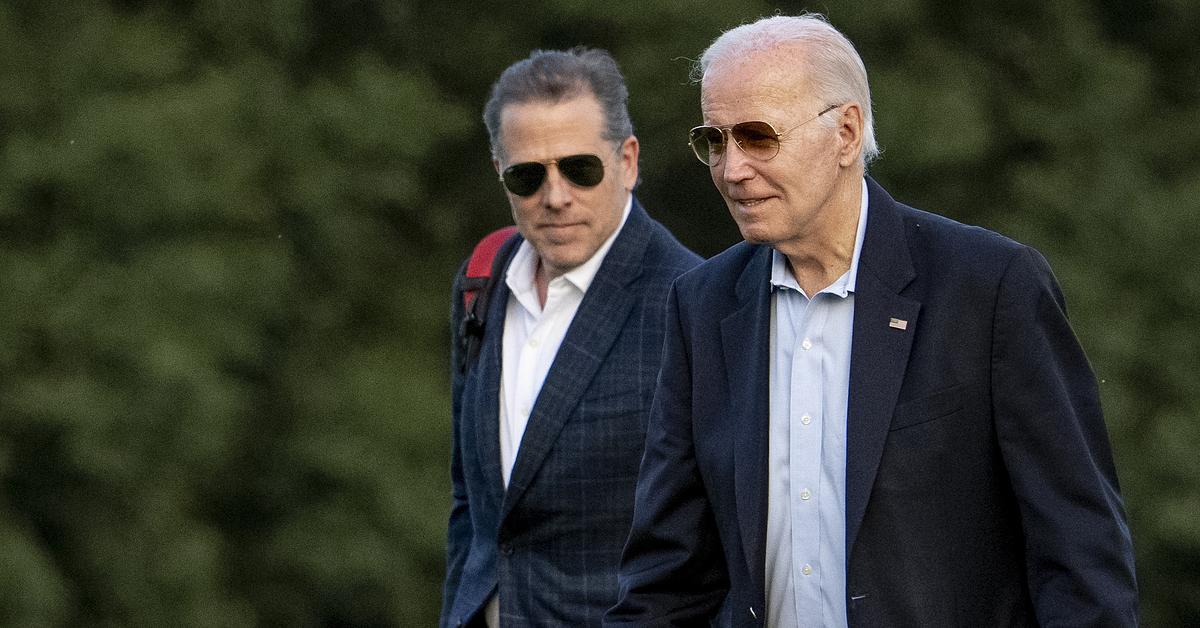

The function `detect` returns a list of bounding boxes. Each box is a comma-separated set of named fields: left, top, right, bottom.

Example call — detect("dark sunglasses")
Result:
left=499, top=153, right=606, bottom=196
left=688, top=103, right=841, bottom=166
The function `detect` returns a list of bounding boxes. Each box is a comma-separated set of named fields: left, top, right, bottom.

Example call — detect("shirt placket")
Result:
left=788, top=291, right=824, bottom=622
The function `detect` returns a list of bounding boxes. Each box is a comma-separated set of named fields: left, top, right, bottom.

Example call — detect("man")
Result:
left=442, top=48, right=701, bottom=627
left=607, top=15, right=1137, bottom=627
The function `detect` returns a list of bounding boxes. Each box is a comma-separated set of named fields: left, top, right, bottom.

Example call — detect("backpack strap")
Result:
left=456, top=225, right=520, bottom=373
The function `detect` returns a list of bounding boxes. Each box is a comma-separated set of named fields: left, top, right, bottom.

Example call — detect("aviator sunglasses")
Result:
left=688, top=103, right=842, bottom=166
left=500, top=153, right=607, bottom=196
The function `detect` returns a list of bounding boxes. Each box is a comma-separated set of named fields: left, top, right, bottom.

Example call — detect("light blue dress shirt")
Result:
left=765, top=179, right=868, bottom=628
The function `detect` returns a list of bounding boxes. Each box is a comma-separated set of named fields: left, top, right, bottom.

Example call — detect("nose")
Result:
left=541, top=163, right=572, bottom=209
left=719, top=137, right=756, bottom=184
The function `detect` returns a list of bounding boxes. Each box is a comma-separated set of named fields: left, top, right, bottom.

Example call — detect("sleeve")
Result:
left=606, top=282, right=730, bottom=626
left=991, top=246, right=1138, bottom=626
left=441, top=260, right=472, bottom=627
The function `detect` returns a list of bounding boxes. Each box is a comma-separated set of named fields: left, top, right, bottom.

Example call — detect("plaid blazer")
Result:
left=442, top=199, right=701, bottom=627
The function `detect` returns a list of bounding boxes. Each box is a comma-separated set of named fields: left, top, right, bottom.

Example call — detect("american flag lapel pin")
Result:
left=888, top=317, right=908, bottom=330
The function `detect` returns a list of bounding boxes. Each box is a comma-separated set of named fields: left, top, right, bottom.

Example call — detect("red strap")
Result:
left=462, top=225, right=519, bottom=311
left=466, top=225, right=519, bottom=279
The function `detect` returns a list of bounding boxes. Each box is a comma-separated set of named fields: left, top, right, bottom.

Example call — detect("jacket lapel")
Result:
left=499, top=201, right=652, bottom=522
left=475, top=267, right=514, bottom=508
left=721, top=245, right=773, bottom=598
left=845, top=178, right=919, bottom=554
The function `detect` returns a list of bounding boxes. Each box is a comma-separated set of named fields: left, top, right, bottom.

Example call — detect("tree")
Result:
left=0, top=1, right=1195, bottom=625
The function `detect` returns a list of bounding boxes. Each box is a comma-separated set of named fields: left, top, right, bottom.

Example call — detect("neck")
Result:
left=535, top=259, right=556, bottom=308
left=778, top=173, right=862, bottom=296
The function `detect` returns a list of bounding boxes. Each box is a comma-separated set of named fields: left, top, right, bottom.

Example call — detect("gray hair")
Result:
left=693, top=14, right=880, bottom=164
left=483, top=47, right=634, bottom=160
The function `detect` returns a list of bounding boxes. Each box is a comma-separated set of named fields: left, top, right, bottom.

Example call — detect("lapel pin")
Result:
left=888, top=317, right=908, bottom=330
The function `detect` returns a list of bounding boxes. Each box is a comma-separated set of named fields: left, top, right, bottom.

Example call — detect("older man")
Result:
left=608, top=15, right=1137, bottom=627
left=442, top=48, right=700, bottom=627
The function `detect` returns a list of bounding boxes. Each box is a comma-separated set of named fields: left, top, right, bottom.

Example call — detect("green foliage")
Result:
left=0, top=0, right=1196, bottom=625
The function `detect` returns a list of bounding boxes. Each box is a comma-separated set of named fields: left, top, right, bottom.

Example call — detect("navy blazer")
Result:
left=443, top=199, right=701, bottom=627
left=608, top=179, right=1137, bottom=627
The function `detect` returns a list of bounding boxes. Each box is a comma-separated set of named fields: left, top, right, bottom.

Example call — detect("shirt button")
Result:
left=801, top=338, right=813, bottom=350
left=801, top=414, right=812, bottom=425
left=528, top=337, right=539, bottom=348
left=800, top=488, right=811, bottom=500
left=802, top=564, right=813, bottom=576
left=500, top=542, right=514, bottom=556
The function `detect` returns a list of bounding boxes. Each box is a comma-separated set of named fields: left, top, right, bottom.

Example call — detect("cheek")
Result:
left=509, top=198, right=539, bottom=224
left=592, top=181, right=626, bottom=220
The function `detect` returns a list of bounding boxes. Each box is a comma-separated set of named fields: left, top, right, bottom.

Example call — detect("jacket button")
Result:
left=499, top=542, right=514, bottom=556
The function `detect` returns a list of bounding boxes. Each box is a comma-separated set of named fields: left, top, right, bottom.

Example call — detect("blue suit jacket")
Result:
left=443, top=199, right=701, bottom=627
left=608, top=179, right=1138, bottom=627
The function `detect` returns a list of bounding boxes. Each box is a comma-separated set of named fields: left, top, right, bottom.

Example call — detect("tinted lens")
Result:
left=501, top=154, right=605, bottom=196
left=501, top=162, right=547, bottom=196
left=688, top=122, right=783, bottom=166
left=729, top=121, right=781, bottom=159
left=556, top=154, right=605, bottom=188
left=689, top=126, right=725, bottom=165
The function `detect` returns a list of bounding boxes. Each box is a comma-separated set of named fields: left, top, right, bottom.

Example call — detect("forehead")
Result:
left=700, top=45, right=814, bottom=124
left=498, top=95, right=608, bottom=162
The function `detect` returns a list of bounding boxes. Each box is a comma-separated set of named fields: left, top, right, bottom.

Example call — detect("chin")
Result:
left=736, top=224, right=774, bottom=245
left=541, top=249, right=588, bottom=275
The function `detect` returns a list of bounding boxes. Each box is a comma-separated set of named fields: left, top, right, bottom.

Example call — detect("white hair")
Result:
left=693, top=14, right=880, bottom=164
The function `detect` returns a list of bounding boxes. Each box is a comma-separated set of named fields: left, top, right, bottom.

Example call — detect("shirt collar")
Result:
left=505, top=193, right=633, bottom=303
left=770, top=178, right=870, bottom=298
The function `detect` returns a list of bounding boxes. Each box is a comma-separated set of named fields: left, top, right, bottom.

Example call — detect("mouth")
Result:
left=536, top=222, right=586, bottom=240
left=730, top=196, right=772, bottom=210
left=539, top=221, right=584, bottom=231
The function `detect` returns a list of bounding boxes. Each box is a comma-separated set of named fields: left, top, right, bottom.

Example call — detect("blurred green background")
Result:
left=0, top=1, right=1196, bottom=625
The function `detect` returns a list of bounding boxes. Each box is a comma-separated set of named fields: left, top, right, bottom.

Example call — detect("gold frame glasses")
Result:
left=688, top=103, right=842, bottom=166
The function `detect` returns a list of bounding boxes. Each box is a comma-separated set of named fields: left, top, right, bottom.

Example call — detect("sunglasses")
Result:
left=688, top=104, right=842, bottom=166
left=499, top=153, right=606, bottom=197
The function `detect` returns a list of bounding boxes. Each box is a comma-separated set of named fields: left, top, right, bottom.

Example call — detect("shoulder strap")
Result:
left=456, top=225, right=520, bottom=373
left=461, top=225, right=520, bottom=312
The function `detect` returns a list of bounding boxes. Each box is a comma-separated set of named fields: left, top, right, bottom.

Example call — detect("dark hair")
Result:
left=483, top=47, right=634, bottom=159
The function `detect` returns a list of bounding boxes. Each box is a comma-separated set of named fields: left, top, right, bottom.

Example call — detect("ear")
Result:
left=836, top=103, right=865, bottom=168
left=493, top=158, right=501, bottom=175
left=619, top=135, right=640, bottom=191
